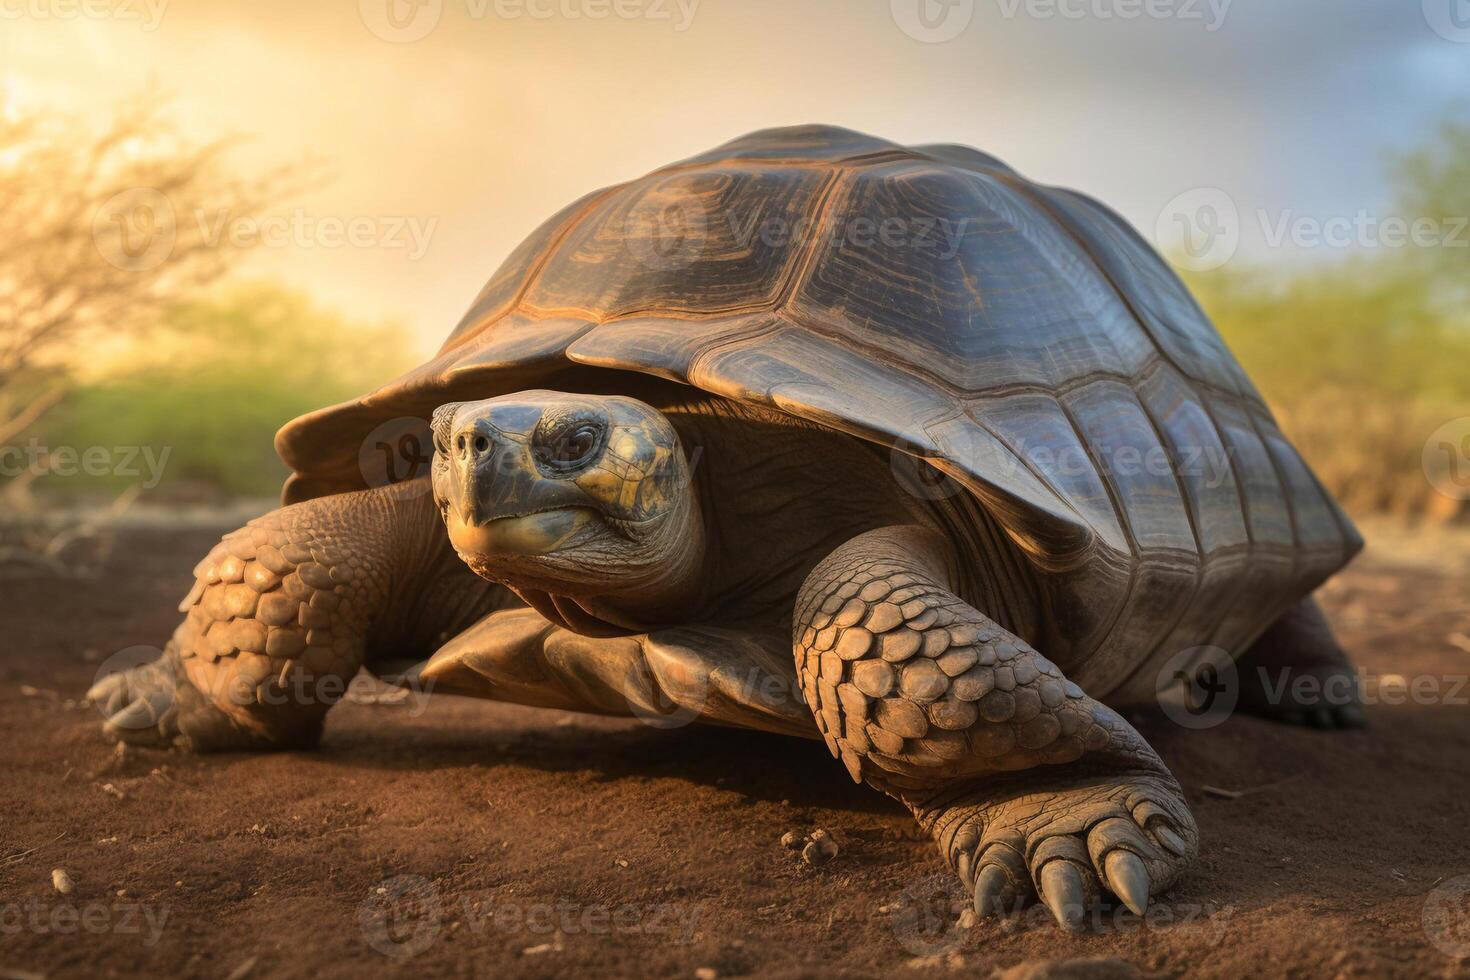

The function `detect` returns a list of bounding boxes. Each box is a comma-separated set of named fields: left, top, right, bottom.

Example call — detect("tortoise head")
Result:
left=430, top=391, right=704, bottom=604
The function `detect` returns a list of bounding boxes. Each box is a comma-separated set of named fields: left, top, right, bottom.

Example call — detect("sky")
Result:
left=2, top=0, right=1467, bottom=354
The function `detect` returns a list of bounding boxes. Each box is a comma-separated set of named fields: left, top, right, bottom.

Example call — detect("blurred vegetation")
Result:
left=37, top=283, right=415, bottom=499
left=1180, top=112, right=1470, bottom=523
left=0, top=96, right=298, bottom=520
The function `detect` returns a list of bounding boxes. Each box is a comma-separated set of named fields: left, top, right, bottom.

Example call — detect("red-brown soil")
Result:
left=2, top=521, right=1468, bottom=979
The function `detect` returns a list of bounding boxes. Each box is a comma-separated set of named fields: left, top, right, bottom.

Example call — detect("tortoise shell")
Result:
left=276, top=125, right=1360, bottom=699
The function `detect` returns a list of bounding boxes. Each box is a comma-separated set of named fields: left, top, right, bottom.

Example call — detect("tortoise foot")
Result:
left=1235, top=598, right=1367, bottom=730
left=89, top=647, right=186, bottom=748
left=88, top=645, right=323, bottom=753
left=927, top=768, right=1198, bottom=932
left=1238, top=663, right=1368, bottom=730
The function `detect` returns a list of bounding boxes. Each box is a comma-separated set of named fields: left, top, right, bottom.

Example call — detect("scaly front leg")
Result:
left=89, top=483, right=505, bottom=751
left=794, top=526, right=1199, bottom=930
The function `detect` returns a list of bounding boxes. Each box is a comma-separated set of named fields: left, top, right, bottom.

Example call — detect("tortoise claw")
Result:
left=1104, top=849, right=1150, bottom=916
left=1038, top=861, right=1089, bottom=932
left=973, top=864, right=1015, bottom=918
left=1153, top=824, right=1188, bottom=857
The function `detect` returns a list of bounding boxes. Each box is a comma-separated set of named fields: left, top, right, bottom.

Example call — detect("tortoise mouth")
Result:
left=446, top=506, right=598, bottom=558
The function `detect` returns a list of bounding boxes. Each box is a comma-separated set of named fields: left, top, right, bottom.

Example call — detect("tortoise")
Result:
left=91, top=124, right=1365, bottom=930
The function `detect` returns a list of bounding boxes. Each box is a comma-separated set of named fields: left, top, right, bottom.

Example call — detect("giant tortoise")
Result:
left=91, top=125, right=1364, bottom=930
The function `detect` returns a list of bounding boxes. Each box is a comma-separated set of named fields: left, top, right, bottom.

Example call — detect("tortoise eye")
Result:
left=540, top=422, right=603, bottom=470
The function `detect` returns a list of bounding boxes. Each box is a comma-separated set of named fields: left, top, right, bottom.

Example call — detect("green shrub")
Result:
left=38, top=282, right=418, bottom=499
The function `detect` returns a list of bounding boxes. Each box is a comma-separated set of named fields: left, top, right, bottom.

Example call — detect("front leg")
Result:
left=419, top=609, right=814, bottom=737
left=89, top=484, right=504, bottom=751
left=794, top=526, right=1199, bottom=930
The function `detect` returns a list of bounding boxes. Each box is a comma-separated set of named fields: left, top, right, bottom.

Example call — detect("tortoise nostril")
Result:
left=473, top=435, right=490, bottom=455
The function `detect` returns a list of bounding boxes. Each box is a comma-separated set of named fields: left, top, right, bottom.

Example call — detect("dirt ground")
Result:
left=2, top=520, right=1469, bottom=979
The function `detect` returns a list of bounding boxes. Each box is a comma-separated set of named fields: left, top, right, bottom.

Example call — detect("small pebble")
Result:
left=802, top=831, right=839, bottom=866
left=695, top=969, right=718, bottom=980
left=958, top=907, right=979, bottom=929
left=51, top=869, right=74, bottom=895
left=779, top=831, right=803, bottom=851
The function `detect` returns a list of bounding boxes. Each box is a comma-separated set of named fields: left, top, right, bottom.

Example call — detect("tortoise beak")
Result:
left=437, top=416, right=598, bottom=557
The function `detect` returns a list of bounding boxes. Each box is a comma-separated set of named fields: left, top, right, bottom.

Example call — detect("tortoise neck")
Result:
left=550, top=474, right=710, bottom=633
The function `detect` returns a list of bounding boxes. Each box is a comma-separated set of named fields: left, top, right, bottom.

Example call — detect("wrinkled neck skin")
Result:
left=460, top=473, right=710, bottom=637
left=347, top=483, right=517, bottom=668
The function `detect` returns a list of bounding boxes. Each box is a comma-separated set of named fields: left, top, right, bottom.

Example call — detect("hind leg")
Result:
left=794, top=526, right=1198, bottom=931
left=1234, top=597, right=1365, bottom=729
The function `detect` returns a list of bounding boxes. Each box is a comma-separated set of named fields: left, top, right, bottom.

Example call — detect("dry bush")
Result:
left=1272, top=390, right=1466, bottom=524
left=0, top=95, right=296, bottom=569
